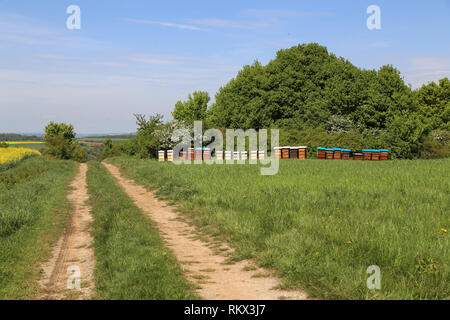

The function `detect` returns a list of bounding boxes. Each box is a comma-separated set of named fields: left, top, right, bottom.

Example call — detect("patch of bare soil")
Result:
left=103, top=162, right=308, bottom=300
left=38, top=163, right=95, bottom=300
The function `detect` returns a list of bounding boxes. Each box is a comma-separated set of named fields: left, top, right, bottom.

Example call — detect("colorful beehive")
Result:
left=341, top=149, right=351, bottom=160
left=333, top=148, right=342, bottom=160
left=224, top=151, right=232, bottom=161
left=188, top=148, right=194, bottom=160
left=258, top=150, right=266, bottom=160
left=240, top=151, right=248, bottom=160
left=203, top=148, right=211, bottom=161
left=250, top=150, right=258, bottom=160
left=274, top=147, right=282, bottom=159
left=353, top=153, right=363, bottom=160
left=179, top=151, right=187, bottom=161
left=281, top=147, right=290, bottom=159
left=317, top=147, right=326, bottom=159
left=298, top=146, right=307, bottom=159
left=216, top=150, right=223, bottom=160
left=371, top=149, right=380, bottom=161
left=362, top=149, right=372, bottom=161
left=325, top=148, right=334, bottom=160
left=167, top=150, right=173, bottom=162
left=233, top=151, right=240, bottom=160
left=380, top=149, right=389, bottom=161
left=195, top=148, right=203, bottom=161
left=158, top=150, right=165, bottom=162
left=290, top=147, right=299, bottom=159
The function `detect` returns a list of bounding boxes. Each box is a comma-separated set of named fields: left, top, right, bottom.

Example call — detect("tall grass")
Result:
left=86, top=162, right=199, bottom=300
left=109, top=158, right=450, bottom=300
left=0, top=157, right=77, bottom=299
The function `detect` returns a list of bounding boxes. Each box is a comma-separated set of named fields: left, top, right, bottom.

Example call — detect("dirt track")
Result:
left=38, top=163, right=95, bottom=300
left=103, top=162, right=308, bottom=300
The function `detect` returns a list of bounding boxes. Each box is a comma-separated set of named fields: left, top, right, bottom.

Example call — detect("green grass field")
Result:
left=108, top=157, right=450, bottom=300
left=86, top=162, right=199, bottom=299
left=0, top=157, right=77, bottom=299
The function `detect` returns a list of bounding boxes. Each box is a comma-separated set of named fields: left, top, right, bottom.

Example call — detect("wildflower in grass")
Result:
left=441, top=228, right=447, bottom=233
left=345, top=240, right=352, bottom=245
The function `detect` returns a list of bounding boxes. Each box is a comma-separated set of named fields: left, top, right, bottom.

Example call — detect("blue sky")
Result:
left=1, top=0, right=449, bottom=134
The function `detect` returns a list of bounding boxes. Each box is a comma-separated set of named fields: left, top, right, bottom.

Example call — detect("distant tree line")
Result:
left=0, top=134, right=43, bottom=142
left=103, top=43, right=449, bottom=160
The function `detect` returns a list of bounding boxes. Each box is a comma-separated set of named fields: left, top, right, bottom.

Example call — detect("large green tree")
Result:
left=43, top=122, right=86, bottom=162
left=172, top=91, right=210, bottom=124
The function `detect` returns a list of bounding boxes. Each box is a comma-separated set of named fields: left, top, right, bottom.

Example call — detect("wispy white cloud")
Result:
left=185, top=18, right=268, bottom=30
left=243, top=9, right=335, bottom=19
left=123, top=18, right=206, bottom=31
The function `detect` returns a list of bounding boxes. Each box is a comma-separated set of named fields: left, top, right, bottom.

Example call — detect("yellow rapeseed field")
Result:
left=0, top=147, right=41, bottom=165
left=3, top=141, right=44, bottom=144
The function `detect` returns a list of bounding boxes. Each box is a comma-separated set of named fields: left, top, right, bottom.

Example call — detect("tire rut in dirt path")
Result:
left=103, top=162, right=308, bottom=300
left=38, top=163, right=95, bottom=300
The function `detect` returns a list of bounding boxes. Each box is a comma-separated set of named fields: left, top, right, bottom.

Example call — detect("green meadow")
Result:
left=108, top=157, right=450, bottom=300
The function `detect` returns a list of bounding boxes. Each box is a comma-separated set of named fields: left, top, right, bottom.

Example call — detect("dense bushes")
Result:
left=205, top=43, right=448, bottom=159
left=43, top=122, right=87, bottom=162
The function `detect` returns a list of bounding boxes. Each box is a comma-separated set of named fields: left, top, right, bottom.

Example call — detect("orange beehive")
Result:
left=203, top=148, right=211, bottom=161
left=333, top=148, right=342, bottom=160
left=281, top=147, right=290, bottom=159
left=194, top=148, right=203, bottom=161
left=371, top=150, right=380, bottom=161
left=341, top=149, right=351, bottom=160
left=188, top=148, right=194, bottom=160
left=274, top=147, right=282, bottom=159
left=298, top=146, right=307, bottom=159
left=180, top=151, right=187, bottom=161
left=380, top=149, right=389, bottom=160
left=317, top=147, right=326, bottom=159
left=353, top=153, right=363, bottom=160
left=325, top=149, right=334, bottom=160
left=362, top=149, right=372, bottom=161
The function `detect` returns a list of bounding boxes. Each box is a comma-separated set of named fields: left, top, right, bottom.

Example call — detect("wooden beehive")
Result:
left=167, top=150, right=174, bottom=162
left=325, top=149, right=334, bottom=160
left=195, top=148, right=203, bottom=161
left=333, top=148, right=342, bottom=160
left=281, top=147, right=290, bottom=159
left=158, top=150, right=165, bottom=162
left=258, top=150, right=266, bottom=160
left=188, top=148, right=194, bottom=160
left=180, top=151, right=187, bottom=161
left=233, top=151, right=240, bottom=160
left=203, top=148, right=211, bottom=161
left=216, top=151, right=223, bottom=160
left=353, top=153, right=363, bottom=160
left=240, top=151, right=248, bottom=160
left=250, top=150, right=258, bottom=160
left=341, top=149, right=351, bottom=160
left=274, top=147, right=282, bottom=159
left=380, top=149, right=389, bottom=161
left=298, top=146, right=307, bottom=159
left=371, top=150, right=380, bottom=161
left=317, top=147, right=326, bottom=159
left=290, top=147, right=299, bottom=159
left=362, top=149, right=372, bottom=161
left=225, top=151, right=232, bottom=161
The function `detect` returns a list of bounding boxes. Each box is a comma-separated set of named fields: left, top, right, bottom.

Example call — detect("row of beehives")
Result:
left=158, top=146, right=310, bottom=161
left=158, top=148, right=268, bottom=161
left=317, top=148, right=389, bottom=160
